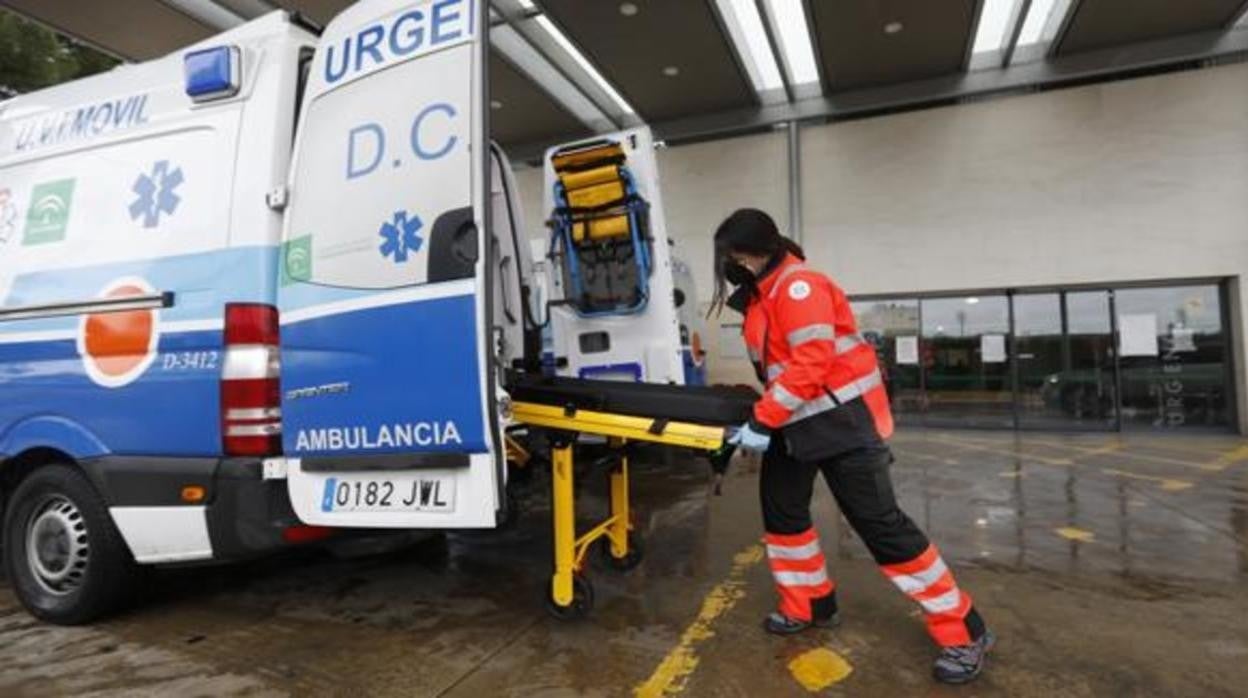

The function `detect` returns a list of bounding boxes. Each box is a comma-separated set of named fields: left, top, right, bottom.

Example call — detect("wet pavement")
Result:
left=2, top=429, right=1247, bottom=697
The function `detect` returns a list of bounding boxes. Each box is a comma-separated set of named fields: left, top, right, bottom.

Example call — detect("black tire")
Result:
left=544, top=575, right=594, bottom=621
left=2, top=464, right=141, bottom=625
left=598, top=531, right=644, bottom=571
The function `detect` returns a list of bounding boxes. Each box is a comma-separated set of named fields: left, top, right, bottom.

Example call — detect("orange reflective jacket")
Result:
left=732, top=253, right=893, bottom=460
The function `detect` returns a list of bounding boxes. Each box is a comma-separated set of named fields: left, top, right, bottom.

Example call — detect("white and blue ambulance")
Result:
left=0, top=1, right=503, bottom=624
left=0, top=0, right=685, bottom=624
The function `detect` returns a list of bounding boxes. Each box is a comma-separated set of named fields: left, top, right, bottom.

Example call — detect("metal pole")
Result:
left=1109, top=290, right=1124, bottom=432
left=787, top=121, right=802, bottom=244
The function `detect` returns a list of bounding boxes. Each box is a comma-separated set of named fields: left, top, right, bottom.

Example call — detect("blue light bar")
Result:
left=184, top=46, right=240, bottom=102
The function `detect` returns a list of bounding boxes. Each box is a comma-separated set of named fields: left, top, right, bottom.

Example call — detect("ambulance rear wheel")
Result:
left=2, top=464, right=140, bottom=625
left=544, top=575, right=594, bottom=620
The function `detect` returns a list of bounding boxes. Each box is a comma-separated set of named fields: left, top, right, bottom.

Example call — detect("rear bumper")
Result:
left=81, top=456, right=304, bottom=564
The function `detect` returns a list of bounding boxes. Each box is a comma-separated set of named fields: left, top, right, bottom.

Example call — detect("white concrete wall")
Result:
left=513, top=62, right=1248, bottom=429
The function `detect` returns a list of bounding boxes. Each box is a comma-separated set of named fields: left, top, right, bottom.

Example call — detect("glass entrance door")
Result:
left=846, top=282, right=1233, bottom=432
left=1016, top=291, right=1117, bottom=430
left=852, top=298, right=922, bottom=425
left=1115, top=285, right=1231, bottom=431
left=921, top=295, right=1013, bottom=428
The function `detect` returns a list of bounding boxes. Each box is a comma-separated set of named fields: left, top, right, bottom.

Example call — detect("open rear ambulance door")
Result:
left=277, top=0, right=504, bottom=528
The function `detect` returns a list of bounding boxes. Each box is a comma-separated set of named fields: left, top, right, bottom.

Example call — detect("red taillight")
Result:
left=282, top=525, right=334, bottom=544
left=225, top=304, right=280, bottom=345
left=222, top=303, right=281, bottom=457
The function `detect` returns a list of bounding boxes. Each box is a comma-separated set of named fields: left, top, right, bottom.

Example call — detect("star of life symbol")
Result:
left=129, top=160, right=184, bottom=228
left=378, top=209, right=423, bottom=263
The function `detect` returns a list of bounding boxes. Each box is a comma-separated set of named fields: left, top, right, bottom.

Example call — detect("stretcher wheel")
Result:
left=599, top=532, right=644, bottom=571
left=544, top=575, right=594, bottom=621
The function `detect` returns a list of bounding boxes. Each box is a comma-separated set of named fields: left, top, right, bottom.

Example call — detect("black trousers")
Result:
left=760, top=442, right=928, bottom=565
left=758, top=440, right=986, bottom=645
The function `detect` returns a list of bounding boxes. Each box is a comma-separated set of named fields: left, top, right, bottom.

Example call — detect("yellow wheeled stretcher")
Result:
left=548, top=141, right=653, bottom=316
left=512, top=401, right=729, bottom=619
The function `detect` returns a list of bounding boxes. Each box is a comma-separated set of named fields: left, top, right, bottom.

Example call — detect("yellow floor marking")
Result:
left=788, top=648, right=853, bottom=692
left=998, top=471, right=1024, bottom=478
left=633, top=544, right=765, bottom=698
left=890, top=446, right=959, bottom=466
left=1025, top=437, right=1220, bottom=472
left=930, top=434, right=1074, bottom=466
left=1206, top=444, right=1248, bottom=472
left=1101, top=468, right=1193, bottom=492
left=1079, top=443, right=1123, bottom=457
left=1055, top=527, right=1095, bottom=543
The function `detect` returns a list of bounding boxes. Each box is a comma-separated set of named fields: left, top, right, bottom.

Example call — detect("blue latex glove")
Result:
left=727, top=421, right=771, bottom=453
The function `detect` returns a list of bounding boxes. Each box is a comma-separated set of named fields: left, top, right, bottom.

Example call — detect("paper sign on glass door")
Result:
left=981, top=334, right=1006, bottom=363
left=895, top=336, right=919, bottom=365
left=1119, top=314, right=1159, bottom=357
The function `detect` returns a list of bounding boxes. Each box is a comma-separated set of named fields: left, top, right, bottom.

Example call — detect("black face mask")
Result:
left=723, top=261, right=756, bottom=287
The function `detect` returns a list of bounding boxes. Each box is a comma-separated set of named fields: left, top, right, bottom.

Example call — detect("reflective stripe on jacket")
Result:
left=736, top=253, right=893, bottom=456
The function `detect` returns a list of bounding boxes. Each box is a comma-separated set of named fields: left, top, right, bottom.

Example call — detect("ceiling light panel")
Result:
left=1008, top=0, right=1074, bottom=64
left=491, top=23, right=615, bottom=130
left=532, top=14, right=636, bottom=115
left=760, top=0, right=821, bottom=91
left=1017, top=0, right=1071, bottom=46
left=971, top=0, right=1022, bottom=56
left=714, top=0, right=785, bottom=99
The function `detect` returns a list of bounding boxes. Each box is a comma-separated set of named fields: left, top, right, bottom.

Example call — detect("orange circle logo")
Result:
left=78, top=278, right=160, bottom=388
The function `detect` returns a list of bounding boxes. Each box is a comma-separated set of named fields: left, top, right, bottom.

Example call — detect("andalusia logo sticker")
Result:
left=23, top=178, right=75, bottom=245
left=77, top=277, right=161, bottom=388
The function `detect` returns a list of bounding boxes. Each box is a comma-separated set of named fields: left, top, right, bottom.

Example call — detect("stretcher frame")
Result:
left=511, top=401, right=727, bottom=618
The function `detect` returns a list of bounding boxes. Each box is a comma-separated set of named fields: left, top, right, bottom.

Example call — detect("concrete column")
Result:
left=786, top=121, right=802, bottom=244
left=1230, top=276, right=1248, bottom=435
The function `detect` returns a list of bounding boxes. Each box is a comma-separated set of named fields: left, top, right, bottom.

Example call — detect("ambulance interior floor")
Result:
left=2, top=429, right=1247, bottom=697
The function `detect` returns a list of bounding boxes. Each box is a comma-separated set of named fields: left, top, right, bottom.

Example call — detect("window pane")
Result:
left=1115, top=285, right=1229, bottom=431
left=921, top=296, right=1012, bottom=427
left=1017, top=292, right=1116, bottom=429
left=852, top=299, right=921, bottom=422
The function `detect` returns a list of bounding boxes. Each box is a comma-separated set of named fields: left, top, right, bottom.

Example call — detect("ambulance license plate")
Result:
left=319, top=475, right=455, bottom=513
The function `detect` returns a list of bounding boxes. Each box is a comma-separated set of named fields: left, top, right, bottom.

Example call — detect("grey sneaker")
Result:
left=933, top=630, right=996, bottom=684
left=762, top=611, right=841, bottom=636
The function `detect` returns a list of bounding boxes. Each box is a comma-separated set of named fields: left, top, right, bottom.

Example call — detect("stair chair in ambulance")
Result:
left=547, top=141, right=652, bottom=317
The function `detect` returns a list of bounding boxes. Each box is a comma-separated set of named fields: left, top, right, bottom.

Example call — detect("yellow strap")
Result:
left=561, top=165, right=621, bottom=190
left=572, top=215, right=631, bottom=242
left=552, top=143, right=625, bottom=172
left=566, top=180, right=625, bottom=210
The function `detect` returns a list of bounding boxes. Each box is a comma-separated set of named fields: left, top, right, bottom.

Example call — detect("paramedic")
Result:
left=712, top=208, right=994, bottom=685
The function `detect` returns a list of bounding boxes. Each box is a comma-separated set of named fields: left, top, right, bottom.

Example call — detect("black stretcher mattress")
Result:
left=507, top=374, right=759, bottom=426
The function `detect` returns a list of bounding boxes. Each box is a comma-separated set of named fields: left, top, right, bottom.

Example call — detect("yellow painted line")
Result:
left=1055, top=527, right=1095, bottom=543
left=1206, top=444, right=1248, bottom=472
left=788, top=648, right=853, bottom=692
left=1079, top=443, right=1123, bottom=457
left=998, top=471, right=1025, bottom=478
left=633, top=544, right=766, bottom=698
left=1025, top=437, right=1220, bottom=472
left=1101, top=468, right=1193, bottom=492
left=931, top=434, right=1074, bottom=466
left=890, top=446, right=959, bottom=466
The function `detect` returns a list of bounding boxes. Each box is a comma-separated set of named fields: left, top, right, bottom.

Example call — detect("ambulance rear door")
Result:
left=277, top=0, right=504, bottom=528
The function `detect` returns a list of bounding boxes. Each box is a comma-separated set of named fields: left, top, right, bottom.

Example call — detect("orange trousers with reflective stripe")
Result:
left=760, top=443, right=986, bottom=647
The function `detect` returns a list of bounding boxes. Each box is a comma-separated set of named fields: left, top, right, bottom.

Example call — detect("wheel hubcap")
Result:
left=25, top=496, right=90, bottom=596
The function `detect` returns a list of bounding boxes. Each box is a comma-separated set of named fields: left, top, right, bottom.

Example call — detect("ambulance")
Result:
left=0, top=0, right=682, bottom=624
